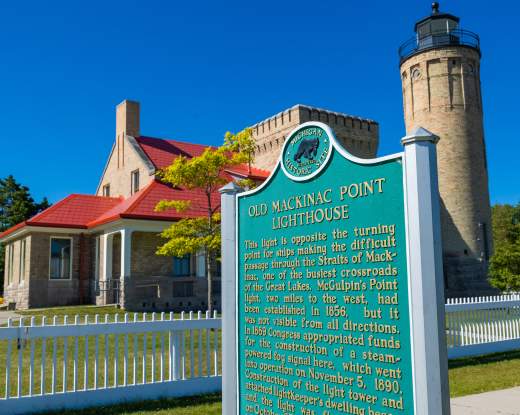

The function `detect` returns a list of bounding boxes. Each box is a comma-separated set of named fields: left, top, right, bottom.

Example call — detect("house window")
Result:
left=6, top=244, right=14, bottom=285
left=173, top=255, right=191, bottom=277
left=131, top=170, right=140, bottom=195
left=173, top=282, right=194, bottom=297
left=215, top=259, right=222, bottom=278
left=196, top=250, right=206, bottom=278
left=49, top=237, right=72, bottom=279
left=19, top=239, right=26, bottom=283
left=102, top=184, right=110, bottom=197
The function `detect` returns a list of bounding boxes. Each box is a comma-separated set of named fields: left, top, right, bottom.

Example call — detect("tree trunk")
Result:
left=206, top=189, right=213, bottom=313
left=207, top=250, right=212, bottom=313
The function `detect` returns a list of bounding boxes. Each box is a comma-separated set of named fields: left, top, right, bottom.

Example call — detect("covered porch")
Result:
left=94, top=220, right=220, bottom=311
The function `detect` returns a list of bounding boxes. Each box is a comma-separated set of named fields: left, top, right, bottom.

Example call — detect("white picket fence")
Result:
left=446, top=294, right=520, bottom=358
left=2, top=294, right=520, bottom=414
left=0, top=311, right=222, bottom=414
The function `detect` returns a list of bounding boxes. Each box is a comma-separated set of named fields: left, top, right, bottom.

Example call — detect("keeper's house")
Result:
left=0, top=100, right=268, bottom=311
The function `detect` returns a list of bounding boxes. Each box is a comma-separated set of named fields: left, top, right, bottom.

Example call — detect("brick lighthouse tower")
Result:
left=399, top=3, right=493, bottom=297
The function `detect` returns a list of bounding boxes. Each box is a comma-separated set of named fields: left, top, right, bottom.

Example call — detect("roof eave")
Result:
left=0, top=223, right=87, bottom=243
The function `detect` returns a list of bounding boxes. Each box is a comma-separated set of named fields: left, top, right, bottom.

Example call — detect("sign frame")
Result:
left=220, top=122, right=450, bottom=415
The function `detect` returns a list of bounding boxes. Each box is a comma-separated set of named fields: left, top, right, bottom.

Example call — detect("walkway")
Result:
left=451, top=386, right=520, bottom=414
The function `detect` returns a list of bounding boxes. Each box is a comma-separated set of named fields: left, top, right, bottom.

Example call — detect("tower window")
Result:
left=481, top=222, right=490, bottom=261
left=131, top=170, right=140, bottom=195
left=102, top=184, right=110, bottom=197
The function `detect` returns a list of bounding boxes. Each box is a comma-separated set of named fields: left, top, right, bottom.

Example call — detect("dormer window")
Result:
left=131, top=170, right=140, bottom=195
left=102, top=184, right=110, bottom=197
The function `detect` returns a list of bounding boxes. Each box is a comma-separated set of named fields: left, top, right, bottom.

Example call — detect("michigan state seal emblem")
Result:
left=281, top=123, right=333, bottom=181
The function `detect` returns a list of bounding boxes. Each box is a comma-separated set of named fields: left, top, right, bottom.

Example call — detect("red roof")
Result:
left=0, top=195, right=122, bottom=238
left=0, top=135, right=271, bottom=240
left=88, top=180, right=221, bottom=227
left=135, top=136, right=269, bottom=179
left=0, top=181, right=224, bottom=239
left=225, top=164, right=270, bottom=180
left=136, top=136, right=211, bottom=169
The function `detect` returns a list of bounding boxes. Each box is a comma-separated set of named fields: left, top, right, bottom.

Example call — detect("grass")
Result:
left=16, top=305, right=143, bottom=324
left=449, top=350, right=520, bottom=397
left=0, top=305, right=221, bottom=398
left=36, top=393, right=222, bottom=415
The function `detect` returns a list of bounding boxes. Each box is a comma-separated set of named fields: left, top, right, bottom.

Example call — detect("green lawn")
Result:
left=449, top=350, right=520, bottom=397
left=36, top=393, right=221, bottom=415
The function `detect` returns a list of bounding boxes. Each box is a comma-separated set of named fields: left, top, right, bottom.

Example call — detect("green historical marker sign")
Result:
left=221, top=122, right=449, bottom=415
left=237, top=123, right=414, bottom=415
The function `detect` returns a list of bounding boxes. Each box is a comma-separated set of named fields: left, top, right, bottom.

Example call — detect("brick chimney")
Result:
left=116, top=100, right=140, bottom=138
left=115, top=100, right=140, bottom=169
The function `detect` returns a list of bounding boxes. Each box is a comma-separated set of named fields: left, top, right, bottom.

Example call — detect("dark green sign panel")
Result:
left=237, top=123, right=414, bottom=415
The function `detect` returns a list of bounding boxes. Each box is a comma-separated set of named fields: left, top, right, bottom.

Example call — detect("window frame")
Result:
left=173, top=254, right=191, bottom=277
left=131, top=169, right=140, bottom=195
left=48, top=236, right=73, bottom=280
left=102, top=184, right=111, bottom=197
left=195, top=249, right=206, bottom=278
left=19, top=238, right=26, bottom=284
left=6, top=244, right=14, bottom=285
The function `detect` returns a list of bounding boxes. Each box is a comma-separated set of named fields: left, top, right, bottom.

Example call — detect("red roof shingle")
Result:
left=0, top=135, right=271, bottom=240
left=0, top=195, right=122, bottom=238
left=87, top=180, right=221, bottom=227
left=136, top=135, right=270, bottom=179
left=136, top=136, right=211, bottom=169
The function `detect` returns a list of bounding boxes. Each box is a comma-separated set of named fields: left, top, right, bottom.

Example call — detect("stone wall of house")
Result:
left=27, top=232, right=82, bottom=309
left=400, top=47, right=493, bottom=297
left=250, top=104, right=379, bottom=171
left=96, top=135, right=153, bottom=199
left=121, top=231, right=220, bottom=312
left=2, top=235, right=31, bottom=309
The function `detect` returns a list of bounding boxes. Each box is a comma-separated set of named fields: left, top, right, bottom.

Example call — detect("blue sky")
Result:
left=0, top=0, right=518, bottom=204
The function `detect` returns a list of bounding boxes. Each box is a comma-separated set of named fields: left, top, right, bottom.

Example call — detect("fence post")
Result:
left=402, top=128, right=450, bottom=414
left=220, top=182, right=243, bottom=415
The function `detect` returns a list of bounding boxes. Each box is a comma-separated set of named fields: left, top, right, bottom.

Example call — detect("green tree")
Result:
left=0, top=175, right=50, bottom=290
left=224, top=128, right=258, bottom=189
left=489, top=203, right=520, bottom=291
left=491, top=204, right=520, bottom=247
left=155, top=145, right=248, bottom=312
left=224, top=128, right=255, bottom=171
left=489, top=244, right=520, bottom=291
